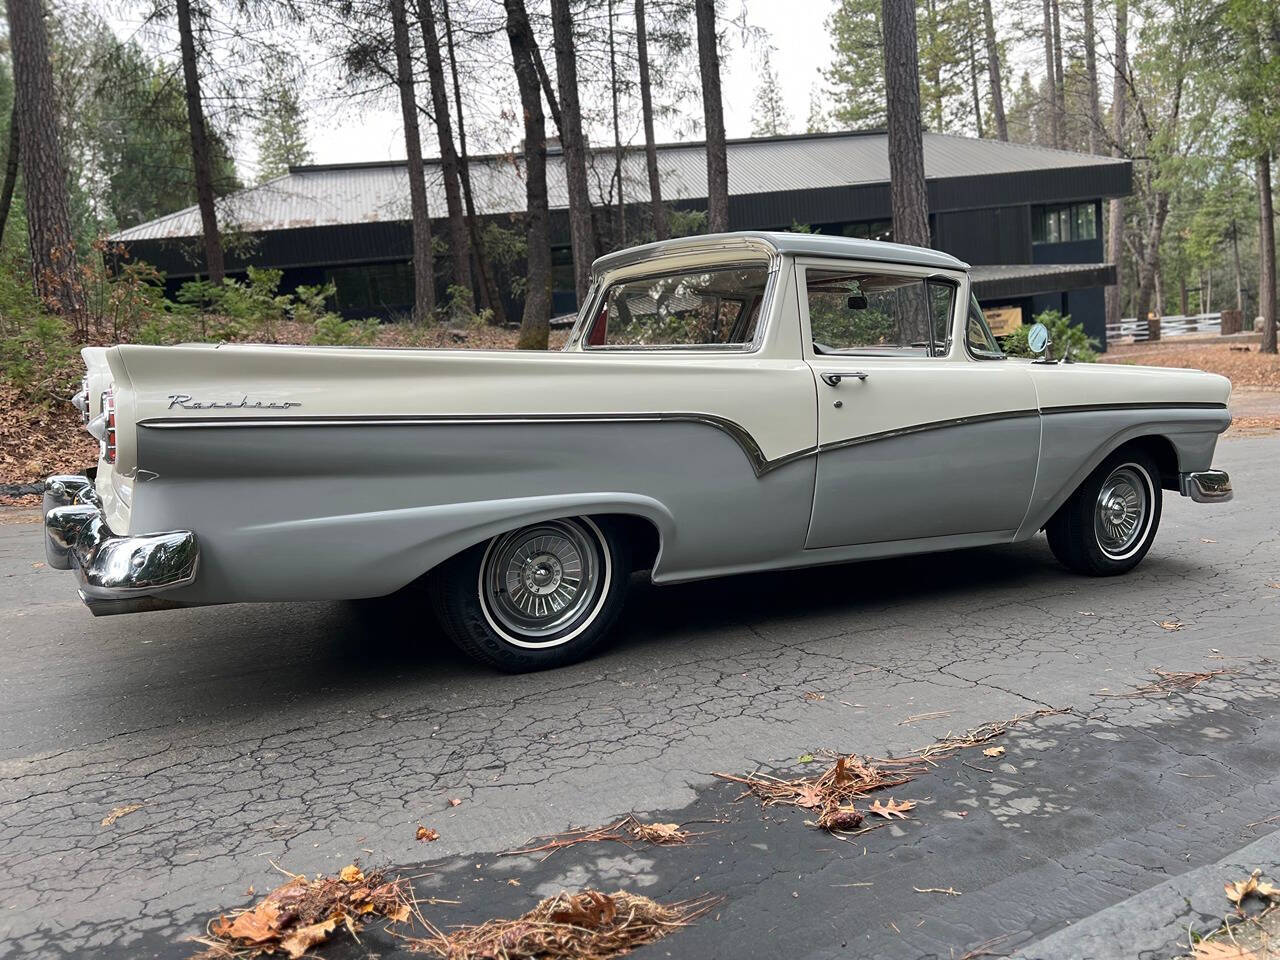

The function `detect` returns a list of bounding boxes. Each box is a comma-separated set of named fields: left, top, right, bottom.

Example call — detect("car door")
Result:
left=798, top=259, right=1041, bottom=550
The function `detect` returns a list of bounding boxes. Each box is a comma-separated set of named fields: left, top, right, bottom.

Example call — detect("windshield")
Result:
left=966, top=295, right=1005, bottom=359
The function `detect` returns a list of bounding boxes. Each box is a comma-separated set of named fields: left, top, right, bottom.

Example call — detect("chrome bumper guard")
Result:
left=42, top=474, right=199, bottom=615
left=1179, top=469, right=1233, bottom=503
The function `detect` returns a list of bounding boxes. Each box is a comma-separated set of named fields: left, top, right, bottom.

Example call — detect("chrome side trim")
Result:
left=1179, top=469, right=1233, bottom=502
left=1041, top=401, right=1228, bottom=415
left=138, top=408, right=1053, bottom=478
left=815, top=409, right=1041, bottom=455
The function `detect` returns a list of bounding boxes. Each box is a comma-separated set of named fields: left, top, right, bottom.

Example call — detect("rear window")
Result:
left=585, top=265, right=769, bottom=349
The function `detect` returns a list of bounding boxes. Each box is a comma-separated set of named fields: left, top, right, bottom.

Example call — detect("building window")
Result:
left=841, top=220, right=893, bottom=243
left=327, top=262, right=414, bottom=311
left=1032, top=202, right=1097, bottom=244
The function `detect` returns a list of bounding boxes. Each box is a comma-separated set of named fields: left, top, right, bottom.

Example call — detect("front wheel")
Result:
left=431, top=517, right=630, bottom=672
left=1046, top=449, right=1163, bottom=576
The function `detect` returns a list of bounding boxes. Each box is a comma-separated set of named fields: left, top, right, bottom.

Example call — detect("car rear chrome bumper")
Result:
left=1179, top=469, right=1233, bottom=503
left=43, top=474, right=199, bottom=615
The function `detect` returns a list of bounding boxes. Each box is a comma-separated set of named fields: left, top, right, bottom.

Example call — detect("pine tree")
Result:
left=805, top=85, right=830, bottom=133
left=824, top=0, right=886, bottom=130
left=254, top=77, right=310, bottom=182
left=750, top=48, right=790, bottom=136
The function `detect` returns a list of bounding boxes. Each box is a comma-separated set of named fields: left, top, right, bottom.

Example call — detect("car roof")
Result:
left=591, top=230, right=970, bottom=277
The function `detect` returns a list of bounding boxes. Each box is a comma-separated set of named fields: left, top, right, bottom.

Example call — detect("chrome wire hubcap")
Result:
left=482, top=520, right=601, bottom=642
left=1094, top=465, right=1149, bottom=558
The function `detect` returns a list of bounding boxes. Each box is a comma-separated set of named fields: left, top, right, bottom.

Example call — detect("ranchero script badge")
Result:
left=167, top=394, right=302, bottom=411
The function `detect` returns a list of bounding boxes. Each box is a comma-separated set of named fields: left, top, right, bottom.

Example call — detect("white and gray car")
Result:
left=43, top=232, right=1233, bottom=671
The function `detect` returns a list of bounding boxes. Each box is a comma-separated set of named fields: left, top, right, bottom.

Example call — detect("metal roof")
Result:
left=111, top=130, right=1130, bottom=242
left=593, top=231, right=969, bottom=276
left=971, top=262, right=1117, bottom=299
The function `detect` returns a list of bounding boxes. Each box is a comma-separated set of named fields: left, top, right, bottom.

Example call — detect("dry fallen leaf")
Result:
left=868, top=798, right=916, bottom=820
left=1192, top=941, right=1261, bottom=960
left=507, top=878, right=521, bottom=886
left=281, top=918, right=338, bottom=959
left=982, top=746, right=1005, bottom=758
left=100, top=803, right=143, bottom=827
left=1267, top=583, right=1280, bottom=589
left=802, top=691, right=825, bottom=702
left=338, top=865, right=364, bottom=884
left=448, top=797, right=463, bottom=807
left=1155, top=619, right=1184, bottom=632
left=1201, top=538, right=1218, bottom=544
left=1225, top=868, right=1280, bottom=909
left=416, top=826, right=439, bottom=842
left=631, top=822, right=683, bottom=842
left=795, top=782, right=824, bottom=809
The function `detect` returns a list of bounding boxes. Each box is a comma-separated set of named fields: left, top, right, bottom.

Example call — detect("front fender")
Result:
left=1016, top=407, right=1230, bottom=538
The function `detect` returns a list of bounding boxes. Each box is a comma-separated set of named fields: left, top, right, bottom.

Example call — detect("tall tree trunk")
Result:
left=981, top=0, right=1007, bottom=140
left=530, top=42, right=562, bottom=132
left=550, top=0, right=596, bottom=304
left=504, top=0, right=551, bottom=349
left=8, top=0, right=81, bottom=317
left=1104, top=0, right=1128, bottom=327
left=881, top=0, right=931, bottom=247
left=694, top=0, right=729, bottom=232
left=1041, top=0, right=1059, bottom=148
left=1082, top=0, right=1101, bottom=153
left=1051, top=0, right=1065, bottom=145
left=175, top=0, right=224, bottom=283
left=0, top=101, right=20, bottom=246
left=390, top=0, right=436, bottom=323
left=635, top=0, right=666, bottom=239
left=417, top=0, right=471, bottom=298
left=1179, top=271, right=1188, bottom=316
left=966, top=17, right=984, bottom=138
left=1133, top=191, right=1170, bottom=332
left=1231, top=219, right=1244, bottom=312
left=607, top=0, right=625, bottom=246
left=1258, top=152, right=1277, bottom=354
left=441, top=0, right=506, bottom=324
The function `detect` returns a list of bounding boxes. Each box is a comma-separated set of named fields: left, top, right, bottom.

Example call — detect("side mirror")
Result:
left=847, top=294, right=868, bottom=310
left=1027, top=322, right=1049, bottom=355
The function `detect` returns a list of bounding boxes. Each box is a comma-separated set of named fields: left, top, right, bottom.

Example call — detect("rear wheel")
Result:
left=1046, top=448, right=1162, bottom=576
left=431, top=517, right=630, bottom=672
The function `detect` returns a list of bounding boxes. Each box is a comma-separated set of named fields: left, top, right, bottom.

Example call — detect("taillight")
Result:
left=101, top=389, right=116, bottom=464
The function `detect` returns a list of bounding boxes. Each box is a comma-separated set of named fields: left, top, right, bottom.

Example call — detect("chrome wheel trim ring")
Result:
left=1094, top=462, right=1154, bottom=561
left=478, top=518, right=612, bottom=649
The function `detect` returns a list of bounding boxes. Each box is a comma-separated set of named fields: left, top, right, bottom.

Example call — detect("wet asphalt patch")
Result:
left=273, top=667, right=1280, bottom=960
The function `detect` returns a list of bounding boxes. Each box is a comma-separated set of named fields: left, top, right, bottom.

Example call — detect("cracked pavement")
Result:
left=1, top=434, right=1277, bottom=959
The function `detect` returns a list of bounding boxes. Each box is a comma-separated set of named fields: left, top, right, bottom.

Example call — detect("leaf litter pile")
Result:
left=498, top=815, right=692, bottom=861
left=1101, top=668, right=1231, bottom=698
left=715, top=709, right=1067, bottom=833
left=191, top=864, right=413, bottom=959
left=409, top=889, right=718, bottom=960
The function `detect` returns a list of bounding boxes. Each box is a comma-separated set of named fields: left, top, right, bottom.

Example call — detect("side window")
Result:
left=966, top=294, right=1005, bottom=359
left=585, top=265, right=769, bottom=348
left=806, top=269, right=947, bottom=357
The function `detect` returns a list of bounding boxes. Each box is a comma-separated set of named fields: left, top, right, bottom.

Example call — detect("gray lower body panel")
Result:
left=806, top=416, right=1041, bottom=549
left=131, top=420, right=818, bottom=603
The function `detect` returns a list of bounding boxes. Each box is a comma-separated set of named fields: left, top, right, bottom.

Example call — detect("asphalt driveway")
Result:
left=1, top=434, right=1277, bottom=960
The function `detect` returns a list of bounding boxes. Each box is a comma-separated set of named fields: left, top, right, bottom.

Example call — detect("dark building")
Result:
left=111, top=129, right=1131, bottom=348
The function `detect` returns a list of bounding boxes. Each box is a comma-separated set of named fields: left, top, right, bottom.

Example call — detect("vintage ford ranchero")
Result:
left=43, top=232, right=1234, bottom=670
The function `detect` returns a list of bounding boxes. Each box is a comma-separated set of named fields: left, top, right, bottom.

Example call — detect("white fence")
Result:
left=1107, top=313, right=1223, bottom=343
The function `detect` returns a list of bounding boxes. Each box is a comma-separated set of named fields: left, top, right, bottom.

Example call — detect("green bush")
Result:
left=1000, top=309, right=1099, bottom=362
left=310, top=314, right=379, bottom=346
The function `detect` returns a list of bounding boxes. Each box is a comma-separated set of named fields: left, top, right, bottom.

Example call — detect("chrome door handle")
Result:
left=820, top=371, right=869, bottom=386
